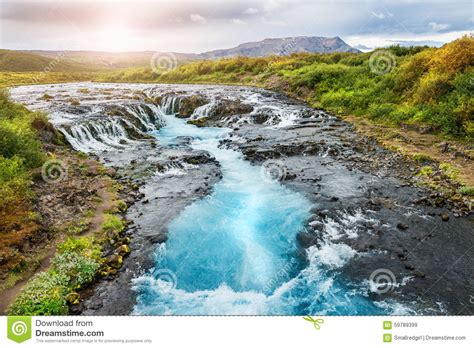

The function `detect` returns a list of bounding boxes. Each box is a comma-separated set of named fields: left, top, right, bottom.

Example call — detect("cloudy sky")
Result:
left=0, top=0, right=472, bottom=52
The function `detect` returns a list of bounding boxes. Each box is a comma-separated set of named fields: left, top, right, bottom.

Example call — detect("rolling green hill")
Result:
left=0, top=49, right=87, bottom=72
left=26, top=50, right=198, bottom=70
left=0, top=49, right=197, bottom=72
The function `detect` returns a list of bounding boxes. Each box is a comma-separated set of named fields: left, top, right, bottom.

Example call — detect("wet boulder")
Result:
left=177, top=95, right=209, bottom=118
left=207, top=99, right=254, bottom=120
left=187, top=118, right=209, bottom=127
left=115, top=244, right=130, bottom=256
left=65, top=292, right=80, bottom=305
left=250, top=113, right=271, bottom=124
left=184, top=152, right=215, bottom=165
left=106, top=254, right=123, bottom=269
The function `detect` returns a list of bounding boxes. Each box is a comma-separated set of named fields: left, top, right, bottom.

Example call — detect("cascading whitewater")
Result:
left=57, top=103, right=164, bottom=153
left=160, top=95, right=181, bottom=115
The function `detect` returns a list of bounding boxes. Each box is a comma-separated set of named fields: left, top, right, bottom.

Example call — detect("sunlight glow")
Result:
left=96, top=23, right=134, bottom=52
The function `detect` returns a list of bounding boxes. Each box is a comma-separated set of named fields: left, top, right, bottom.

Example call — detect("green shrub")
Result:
left=319, top=89, right=354, bottom=110
left=101, top=214, right=125, bottom=238
left=115, top=199, right=127, bottom=213
left=417, top=165, right=433, bottom=176
left=367, top=103, right=397, bottom=119
left=66, top=219, right=89, bottom=235
left=52, top=251, right=99, bottom=288
left=388, top=45, right=430, bottom=57
left=10, top=235, right=102, bottom=315
left=411, top=153, right=434, bottom=162
left=0, top=121, right=45, bottom=168
left=8, top=272, right=69, bottom=315
left=58, top=236, right=101, bottom=260
left=414, top=71, right=451, bottom=103
left=459, top=186, right=474, bottom=196
left=0, top=155, right=30, bottom=209
left=0, top=90, right=46, bottom=168
left=439, top=163, right=459, bottom=180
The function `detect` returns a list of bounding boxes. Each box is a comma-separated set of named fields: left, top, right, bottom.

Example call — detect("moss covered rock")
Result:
left=115, top=244, right=130, bottom=256
left=106, top=254, right=123, bottom=269
left=65, top=292, right=80, bottom=305
left=187, top=117, right=209, bottom=128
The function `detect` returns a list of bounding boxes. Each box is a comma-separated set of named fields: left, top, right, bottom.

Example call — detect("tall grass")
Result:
left=0, top=90, right=47, bottom=210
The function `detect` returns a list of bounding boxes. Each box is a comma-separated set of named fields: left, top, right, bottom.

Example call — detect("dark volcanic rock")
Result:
left=207, top=99, right=254, bottom=120
left=177, top=95, right=209, bottom=118
left=250, top=113, right=271, bottom=124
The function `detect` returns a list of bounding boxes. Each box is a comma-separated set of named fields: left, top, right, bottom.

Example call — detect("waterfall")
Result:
left=161, top=95, right=181, bottom=115
left=57, top=103, right=165, bottom=153
left=190, top=102, right=215, bottom=119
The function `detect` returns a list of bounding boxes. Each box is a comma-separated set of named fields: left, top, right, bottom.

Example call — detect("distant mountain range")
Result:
left=0, top=36, right=359, bottom=72
left=199, top=36, right=360, bottom=58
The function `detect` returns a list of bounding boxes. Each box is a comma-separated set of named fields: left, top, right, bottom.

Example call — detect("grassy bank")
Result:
left=0, top=90, right=53, bottom=301
left=0, top=71, right=95, bottom=88
left=0, top=90, right=46, bottom=212
left=8, top=212, right=127, bottom=315
left=0, top=90, right=131, bottom=315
